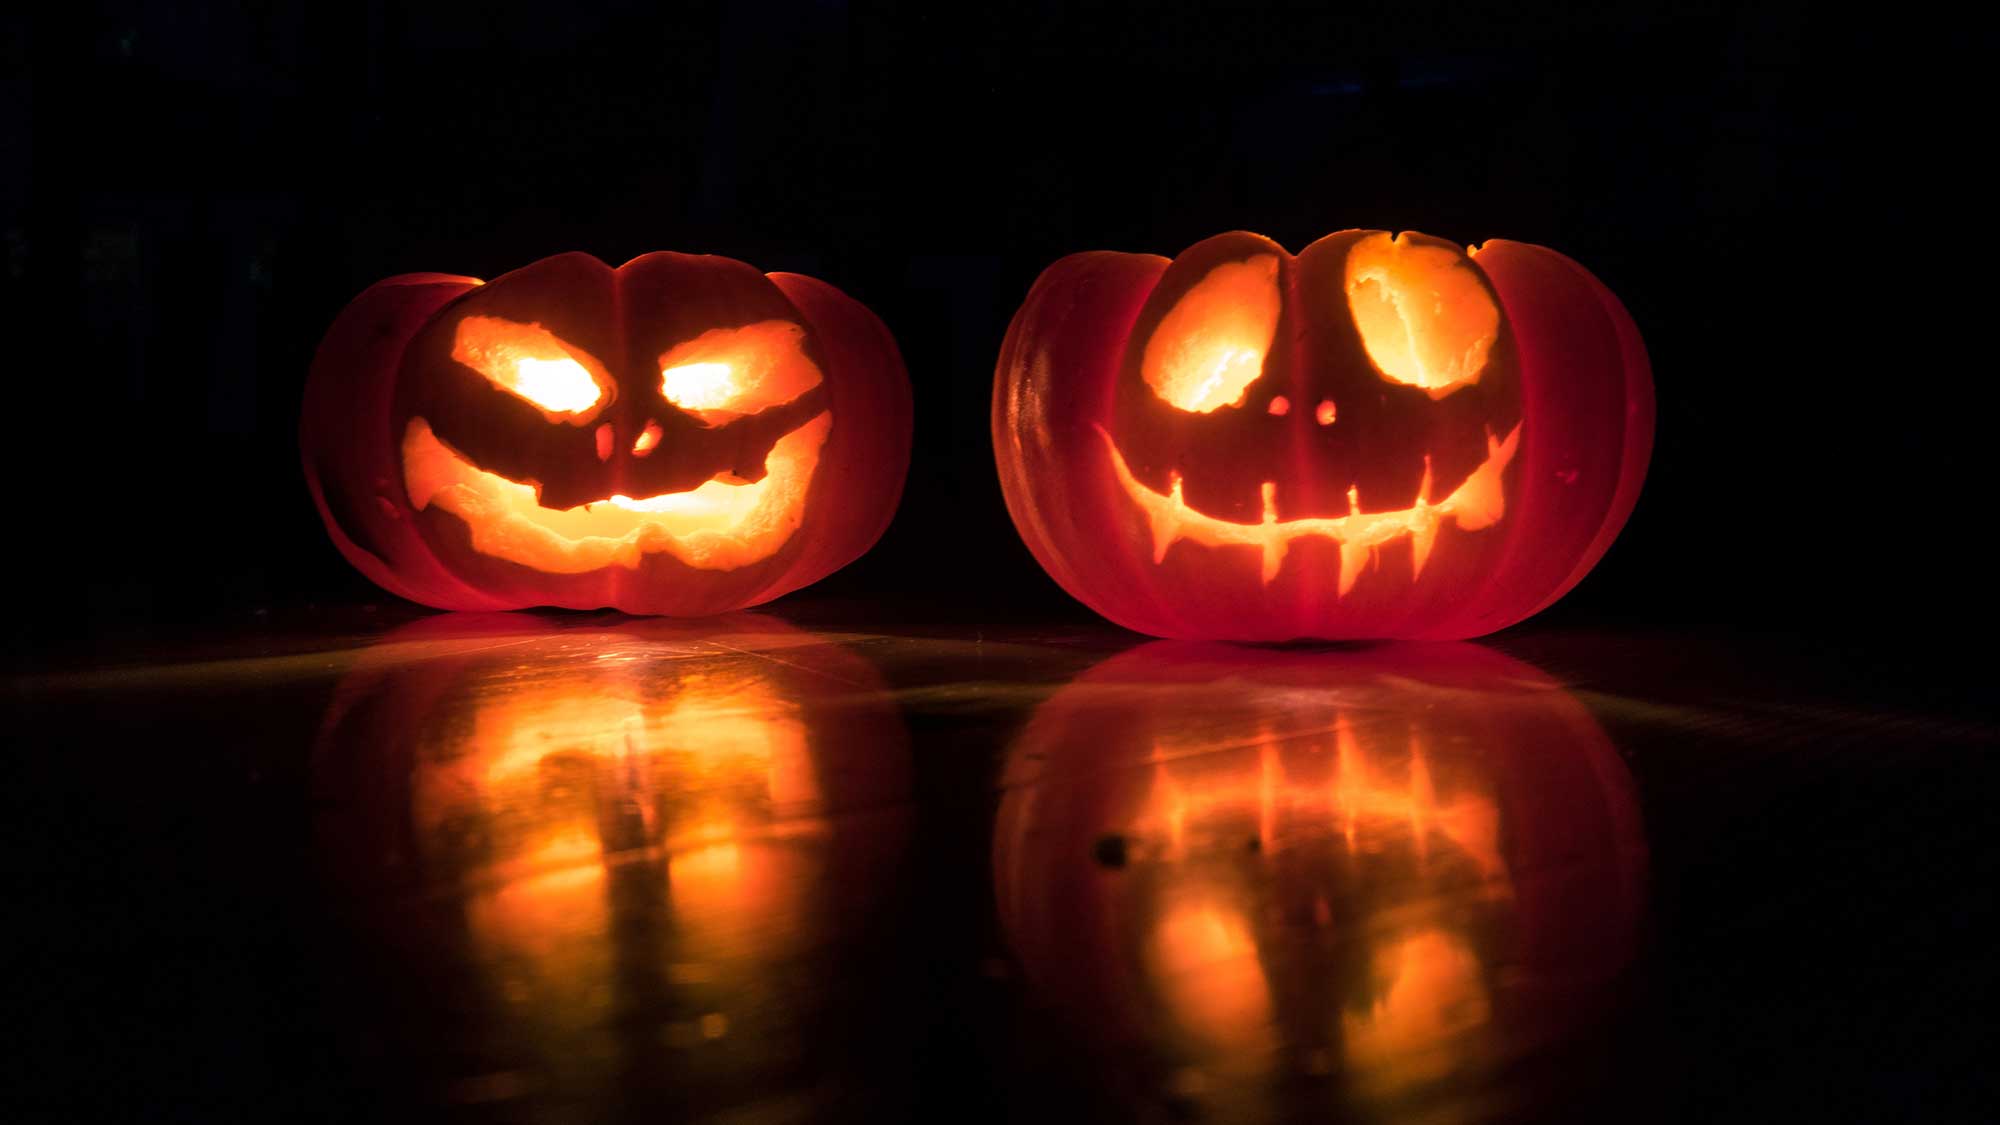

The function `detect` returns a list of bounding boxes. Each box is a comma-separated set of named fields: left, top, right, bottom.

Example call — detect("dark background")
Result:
left=6, top=6, right=1999, bottom=1124
left=3, top=1, right=1980, bottom=651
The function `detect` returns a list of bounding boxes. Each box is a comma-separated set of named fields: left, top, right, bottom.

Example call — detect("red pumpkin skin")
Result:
left=302, top=253, right=912, bottom=615
left=300, top=272, right=505, bottom=610
left=992, top=230, right=1653, bottom=641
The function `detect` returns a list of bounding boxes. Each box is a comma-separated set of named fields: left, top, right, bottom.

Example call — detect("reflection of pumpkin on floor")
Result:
left=312, top=613, right=911, bottom=1109
left=994, top=641, right=1646, bottom=1114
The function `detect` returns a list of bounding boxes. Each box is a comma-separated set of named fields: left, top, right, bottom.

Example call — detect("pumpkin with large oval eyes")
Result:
left=302, top=251, right=911, bottom=615
left=993, top=229, right=1653, bottom=641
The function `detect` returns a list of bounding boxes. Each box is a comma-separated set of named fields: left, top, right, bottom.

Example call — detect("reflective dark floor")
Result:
left=7, top=604, right=1997, bottom=1122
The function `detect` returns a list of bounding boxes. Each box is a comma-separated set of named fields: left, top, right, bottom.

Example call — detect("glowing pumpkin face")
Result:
left=994, top=230, right=1653, bottom=641
left=993, top=642, right=1647, bottom=1116
left=303, top=252, right=911, bottom=615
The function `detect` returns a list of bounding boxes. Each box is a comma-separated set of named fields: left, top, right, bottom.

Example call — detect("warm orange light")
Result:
left=1345, top=233, right=1499, bottom=397
left=657, top=320, right=824, bottom=426
left=1139, top=722, right=1502, bottom=884
left=991, top=642, right=1647, bottom=1104
left=465, top=832, right=611, bottom=1024
left=661, top=362, right=738, bottom=411
left=1148, top=895, right=1275, bottom=1051
left=401, top=410, right=830, bottom=573
left=1100, top=422, right=1520, bottom=589
left=405, top=646, right=825, bottom=1058
left=1119, top=704, right=1504, bottom=1076
left=1315, top=399, right=1336, bottom=426
left=453, top=315, right=609, bottom=417
left=514, top=358, right=602, bottom=413
left=417, top=658, right=816, bottom=861
left=673, top=835, right=746, bottom=884
left=1142, top=255, right=1282, bottom=413
left=1341, top=929, right=1490, bottom=1087
left=632, top=420, right=662, bottom=456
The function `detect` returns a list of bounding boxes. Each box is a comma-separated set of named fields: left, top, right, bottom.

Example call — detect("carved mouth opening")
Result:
left=1100, top=424, right=1521, bottom=591
left=402, top=412, right=831, bottom=574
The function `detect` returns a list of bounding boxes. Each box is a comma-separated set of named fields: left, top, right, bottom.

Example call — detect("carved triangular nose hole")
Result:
left=632, top=420, right=662, bottom=457
left=595, top=423, right=615, bottom=462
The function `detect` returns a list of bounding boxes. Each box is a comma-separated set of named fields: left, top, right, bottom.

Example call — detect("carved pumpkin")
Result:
left=312, top=614, right=912, bottom=1107
left=993, top=230, right=1652, bottom=640
left=993, top=642, right=1646, bottom=1115
left=302, top=252, right=911, bottom=615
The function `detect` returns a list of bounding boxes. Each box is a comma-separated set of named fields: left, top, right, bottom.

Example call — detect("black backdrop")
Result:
left=6, top=2, right=1976, bottom=648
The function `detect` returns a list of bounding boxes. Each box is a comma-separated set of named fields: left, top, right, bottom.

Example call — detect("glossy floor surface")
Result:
left=8, top=605, right=1996, bottom=1122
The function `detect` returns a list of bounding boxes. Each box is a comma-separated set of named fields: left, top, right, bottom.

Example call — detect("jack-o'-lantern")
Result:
left=312, top=615, right=911, bottom=1114
left=993, top=230, right=1653, bottom=640
left=993, top=642, right=1646, bottom=1119
left=302, top=252, right=912, bottom=615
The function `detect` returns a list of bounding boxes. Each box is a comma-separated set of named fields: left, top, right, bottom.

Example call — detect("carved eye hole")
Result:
left=1142, top=255, right=1282, bottom=413
left=1344, top=233, right=1499, bottom=398
left=658, top=320, right=824, bottom=427
left=454, top=316, right=611, bottom=419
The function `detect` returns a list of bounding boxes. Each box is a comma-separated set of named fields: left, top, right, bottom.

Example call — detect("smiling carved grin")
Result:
left=1100, top=423, right=1521, bottom=591
left=402, top=412, right=831, bottom=575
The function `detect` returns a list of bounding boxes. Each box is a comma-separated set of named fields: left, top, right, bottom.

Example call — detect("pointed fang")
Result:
left=1411, top=522, right=1438, bottom=580
left=1260, top=481, right=1284, bottom=583
left=1149, top=473, right=1185, bottom=563
left=1410, top=454, right=1437, bottom=578
left=1338, top=540, right=1370, bottom=596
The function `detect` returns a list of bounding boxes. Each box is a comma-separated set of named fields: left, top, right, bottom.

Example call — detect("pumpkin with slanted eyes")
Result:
left=993, top=230, right=1652, bottom=641
left=302, top=252, right=911, bottom=615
